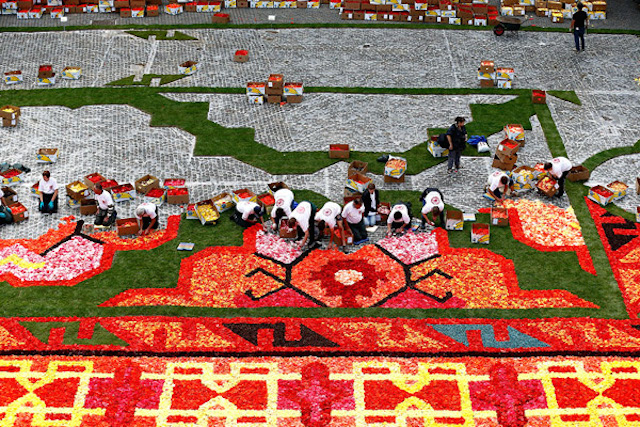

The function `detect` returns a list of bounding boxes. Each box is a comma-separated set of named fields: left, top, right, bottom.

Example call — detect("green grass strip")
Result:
left=533, top=102, right=567, bottom=158
left=126, top=30, right=197, bottom=40
left=547, top=90, right=582, bottom=105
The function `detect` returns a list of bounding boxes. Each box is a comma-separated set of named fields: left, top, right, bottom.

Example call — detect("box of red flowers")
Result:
left=331, top=219, right=354, bottom=246
left=8, top=202, right=28, bottom=223
left=163, top=178, right=186, bottom=189
left=1, top=169, right=23, bottom=186
left=84, top=172, right=105, bottom=190
left=111, top=183, right=136, bottom=202
left=536, top=176, right=558, bottom=198
left=167, top=187, right=189, bottom=205
left=588, top=185, right=614, bottom=206
left=491, top=207, right=509, bottom=227
left=116, top=218, right=139, bottom=237
left=257, top=192, right=275, bottom=215
left=232, top=188, right=257, bottom=204
left=101, top=179, right=119, bottom=193
left=329, top=144, right=350, bottom=159
left=471, top=223, right=490, bottom=244
left=144, top=187, right=166, bottom=206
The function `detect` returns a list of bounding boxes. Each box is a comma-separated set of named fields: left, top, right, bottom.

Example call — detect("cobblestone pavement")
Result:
left=0, top=0, right=638, bottom=29
left=587, top=154, right=640, bottom=214
left=163, top=92, right=516, bottom=152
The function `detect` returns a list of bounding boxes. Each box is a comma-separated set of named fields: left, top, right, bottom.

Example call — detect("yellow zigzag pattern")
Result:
left=0, top=254, right=45, bottom=269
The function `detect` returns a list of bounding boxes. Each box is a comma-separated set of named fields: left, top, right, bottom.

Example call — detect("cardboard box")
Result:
left=491, top=207, right=509, bottom=226
left=232, top=188, right=257, bottom=204
left=471, top=223, right=490, bottom=244
left=385, top=156, right=407, bottom=178
left=185, top=204, right=198, bottom=220
left=491, top=154, right=516, bottom=171
left=178, top=61, right=198, bottom=76
left=329, top=144, right=350, bottom=159
left=283, top=82, right=304, bottom=96
left=1, top=169, right=22, bottom=186
left=211, top=12, right=230, bottom=23
left=267, top=181, right=289, bottom=195
left=116, top=218, right=139, bottom=236
left=265, top=86, right=283, bottom=97
left=68, top=196, right=81, bottom=209
left=135, top=175, right=160, bottom=195
left=8, top=202, right=28, bottom=223
left=532, top=89, right=546, bottom=104
left=30, top=182, right=41, bottom=198
left=146, top=4, right=159, bottom=15
left=496, top=79, right=512, bottom=89
left=246, top=82, right=266, bottom=96
left=343, top=187, right=362, bottom=204
left=119, top=6, right=131, bottom=15
left=550, top=11, right=563, bottom=22
left=37, top=74, right=56, bottom=86
left=66, top=181, right=89, bottom=201
left=267, top=74, right=284, bottom=90
left=36, top=148, right=59, bottom=163
left=234, top=50, right=249, bottom=63
left=143, top=187, right=165, bottom=206
left=185, top=1, right=196, bottom=11
left=212, top=192, right=235, bottom=212
left=266, top=95, right=282, bottom=104
left=479, top=60, right=495, bottom=74
left=504, top=124, right=525, bottom=143
left=1, top=187, right=18, bottom=205
left=588, top=185, right=614, bottom=206
left=166, top=187, right=189, bottom=205
left=537, top=176, right=558, bottom=197
left=84, top=172, right=105, bottom=190
left=38, top=64, right=53, bottom=79
left=285, top=95, right=303, bottom=104
left=383, top=174, right=405, bottom=184
left=567, top=165, right=590, bottom=182
left=445, top=210, right=464, bottom=230
left=80, top=198, right=98, bottom=215
left=0, top=105, right=20, bottom=122
left=111, top=183, right=136, bottom=202
left=331, top=219, right=354, bottom=246
left=496, top=148, right=519, bottom=161
left=195, top=199, right=220, bottom=225
left=163, top=178, right=186, bottom=189
left=497, top=138, right=520, bottom=157
left=279, top=218, right=298, bottom=238
left=4, top=71, right=23, bottom=85
left=606, top=181, right=628, bottom=201
left=636, top=207, right=640, bottom=223
left=348, top=160, right=368, bottom=176
left=101, top=179, right=119, bottom=193
left=164, top=3, right=183, bottom=12
left=257, top=192, right=275, bottom=215
left=480, top=79, right=495, bottom=88
left=346, top=173, right=372, bottom=193
left=296, top=0, right=307, bottom=6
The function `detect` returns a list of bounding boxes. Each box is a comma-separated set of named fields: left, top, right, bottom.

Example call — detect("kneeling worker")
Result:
left=232, top=200, right=265, bottom=228
left=342, top=198, right=368, bottom=244
left=288, top=201, right=317, bottom=248
left=420, top=187, right=445, bottom=228
left=486, top=171, right=512, bottom=205
left=135, top=202, right=159, bottom=236
left=315, top=201, right=344, bottom=249
left=387, top=203, right=411, bottom=236
left=38, top=171, right=59, bottom=214
left=94, top=183, right=116, bottom=226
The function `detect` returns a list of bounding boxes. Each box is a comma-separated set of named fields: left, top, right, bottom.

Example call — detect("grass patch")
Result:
left=106, top=74, right=187, bottom=86
left=548, top=90, right=582, bottom=105
left=126, top=30, right=197, bottom=40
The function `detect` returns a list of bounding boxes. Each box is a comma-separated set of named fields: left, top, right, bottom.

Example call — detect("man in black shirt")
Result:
left=445, top=116, right=467, bottom=173
left=571, top=3, right=588, bottom=52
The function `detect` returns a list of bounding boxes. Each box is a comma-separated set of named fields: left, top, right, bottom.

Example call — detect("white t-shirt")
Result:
left=237, top=201, right=261, bottom=221
left=550, top=157, right=572, bottom=178
left=271, top=188, right=294, bottom=219
left=290, top=201, right=312, bottom=232
left=388, top=204, right=410, bottom=225
left=342, top=201, right=364, bottom=224
left=38, top=177, right=58, bottom=195
left=135, top=202, right=157, bottom=219
left=488, top=171, right=509, bottom=192
left=95, top=190, right=114, bottom=210
left=421, top=191, right=444, bottom=215
left=315, top=202, right=341, bottom=229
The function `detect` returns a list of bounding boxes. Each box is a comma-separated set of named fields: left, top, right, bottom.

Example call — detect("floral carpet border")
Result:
left=2, top=316, right=640, bottom=356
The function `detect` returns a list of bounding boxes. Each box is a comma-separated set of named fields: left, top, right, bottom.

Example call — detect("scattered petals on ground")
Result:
left=91, top=214, right=180, bottom=251
left=255, top=230, right=303, bottom=264
left=377, top=231, right=439, bottom=264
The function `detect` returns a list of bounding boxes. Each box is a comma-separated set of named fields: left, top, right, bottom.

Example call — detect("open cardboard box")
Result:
left=346, top=173, right=371, bottom=193
left=66, top=181, right=89, bottom=201
left=348, top=160, right=368, bottom=176
left=471, top=223, right=490, bottom=244
left=135, top=175, right=160, bottom=195
left=167, top=188, right=189, bottom=205
left=36, top=148, right=59, bottom=163
left=80, top=198, right=98, bottom=215
left=329, top=144, right=350, bottom=159
left=331, top=219, right=354, bottom=246
left=588, top=185, right=614, bottom=206
left=111, top=183, right=136, bottom=202
left=212, top=192, right=235, bottom=213
left=8, top=202, right=28, bottom=223
left=195, top=199, right=220, bottom=225
left=497, top=138, right=520, bottom=157
left=491, top=207, right=509, bottom=226
left=268, top=181, right=289, bottom=195
left=84, top=172, right=106, bottom=190
left=445, top=210, right=464, bottom=230
left=279, top=218, right=298, bottom=238
left=232, top=188, right=257, bottom=204
left=536, top=176, right=558, bottom=198
left=116, top=218, right=139, bottom=237
left=1, top=186, right=18, bottom=205
left=567, top=165, right=590, bottom=182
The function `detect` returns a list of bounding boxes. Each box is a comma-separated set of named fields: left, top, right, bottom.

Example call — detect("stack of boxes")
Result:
left=492, top=124, right=524, bottom=171
left=505, top=0, right=606, bottom=22
left=340, top=0, right=498, bottom=23
left=246, top=75, right=304, bottom=105
left=0, top=105, right=20, bottom=128
left=477, top=61, right=514, bottom=89
left=1, top=186, right=28, bottom=223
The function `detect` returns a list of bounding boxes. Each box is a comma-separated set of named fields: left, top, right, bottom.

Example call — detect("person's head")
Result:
left=287, top=217, right=298, bottom=228
left=500, top=176, right=509, bottom=185
left=42, top=170, right=50, bottom=181
left=253, top=206, right=262, bottom=216
left=577, top=2, right=583, bottom=9
left=94, top=182, right=103, bottom=195
left=353, top=198, right=362, bottom=208
left=432, top=206, right=441, bottom=221
left=367, top=183, right=376, bottom=193
left=394, top=211, right=402, bottom=221
left=135, top=206, right=147, bottom=217
left=317, top=219, right=326, bottom=235
left=273, top=207, right=286, bottom=224
left=543, top=162, right=553, bottom=171
left=455, top=116, right=465, bottom=128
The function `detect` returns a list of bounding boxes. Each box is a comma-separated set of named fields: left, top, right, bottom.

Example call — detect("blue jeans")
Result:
left=574, top=27, right=585, bottom=50
left=363, top=213, right=377, bottom=226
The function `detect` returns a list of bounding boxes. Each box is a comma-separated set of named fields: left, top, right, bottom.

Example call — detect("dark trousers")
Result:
left=295, top=204, right=317, bottom=245
left=447, top=148, right=462, bottom=170
left=40, top=192, right=58, bottom=214
left=95, top=208, right=116, bottom=226
left=231, top=212, right=258, bottom=228
left=557, top=171, right=570, bottom=197
left=348, top=219, right=367, bottom=242
left=141, top=207, right=159, bottom=230
left=574, top=27, right=585, bottom=50
left=421, top=189, right=445, bottom=227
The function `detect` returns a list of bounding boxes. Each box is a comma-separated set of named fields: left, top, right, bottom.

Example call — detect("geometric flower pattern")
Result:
left=1, top=356, right=640, bottom=427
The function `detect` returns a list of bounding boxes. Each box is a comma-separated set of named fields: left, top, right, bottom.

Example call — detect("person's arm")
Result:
left=447, top=134, right=453, bottom=150
left=142, top=216, right=157, bottom=235
left=299, top=228, right=309, bottom=248
left=423, top=213, right=434, bottom=226
left=570, top=18, right=575, bottom=30
left=51, top=189, right=58, bottom=201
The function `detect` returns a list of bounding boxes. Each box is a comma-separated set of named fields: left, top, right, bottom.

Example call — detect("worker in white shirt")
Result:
left=420, top=188, right=445, bottom=228
left=38, top=170, right=59, bottom=214
left=271, top=187, right=295, bottom=232
left=387, top=203, right=411, bottom=236
left=543, top=156, right=573, bottom=197
left=486, top=171, right=512, bottom=205
left=287, top=201, right=317, bottom=248
left=315, top=201, right=345, bottom=249
left=232, top=201, right=265, bottom=228
left=342, top=198, right=368, bottom=244
left=93, top=182, right=117, bottom=226
left=135, top=202, right=159, bottom=236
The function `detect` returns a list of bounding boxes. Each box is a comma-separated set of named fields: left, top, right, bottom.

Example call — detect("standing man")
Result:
left=135, top=202, right=159, bottom=236
left=93, top=182, right=117, bottom=226
left=361, top=183, right=380, bottom=227
left=342, top=198, right=368, bottom=244
left=446, top=116, right=467, bottom=174
left=387, top=203, right=411, bottom=235
left=420, top=188, right=445, bottom=228
left=544, top=157, right=573, bottom=197
left=571, top=3, right=588, bottom=52
left=38, top=170, right=59, bottom=214
left=288, top=201, right=317, bottom=249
